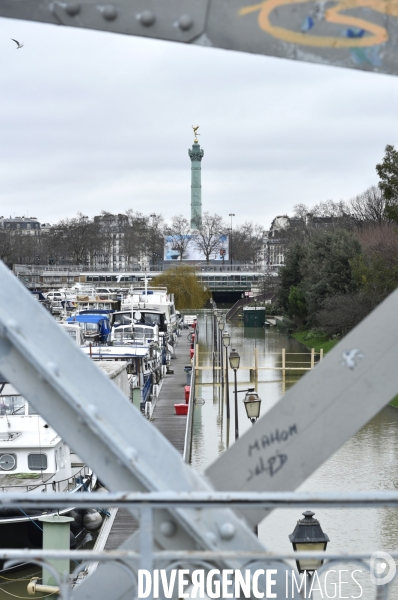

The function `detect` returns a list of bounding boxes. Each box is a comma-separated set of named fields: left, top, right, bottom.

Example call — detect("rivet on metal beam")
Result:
left=88, top=404, right=99, bottom=418
left=47, top=362, right=60, bottom=377
left=102, top=5, right=118, bottom=20
left=137, top=10, right=156, bottom=26
left=219, top=522, right=236, bottom=540
left=160, top=521, right=177, bottom=537
left=7, top=320, right=20, bottom=334
left=65, top=3, right=81, bottom=16
left=177, top=15, right=193, bottom=31
left=125, top=447, right=138, bottom=462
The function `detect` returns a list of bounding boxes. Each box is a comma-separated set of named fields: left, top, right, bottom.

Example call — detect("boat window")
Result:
left=28, top=453, right=48, bottom=470
left=85, top=323, right=98, bottom=332
left=0, top=454, right=17, bottom=471
left=134, top=327, right=146, bottom=335
left=143, top=313, right=161, bottom=326
left=9, top=396, right=25, bottom=415
left=114, top=328, right=134, bottom=341
left=114, top=314, right=132, bottom=326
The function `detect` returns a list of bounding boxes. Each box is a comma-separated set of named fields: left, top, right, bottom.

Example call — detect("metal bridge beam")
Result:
left=1, top=0, right=398, bottom=75
left=206, top=286, right=398, bottom=525
left=0, top=262, right=288, bottom=598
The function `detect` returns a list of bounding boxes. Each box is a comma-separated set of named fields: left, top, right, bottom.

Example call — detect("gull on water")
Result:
left=11, top=39, right=24, bottom=49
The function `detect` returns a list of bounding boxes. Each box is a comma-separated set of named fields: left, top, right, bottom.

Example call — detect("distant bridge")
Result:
left=14, top=266, right=278, bottom=300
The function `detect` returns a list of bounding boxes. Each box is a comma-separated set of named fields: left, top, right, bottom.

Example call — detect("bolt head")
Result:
left=102, top=4, right=117, bottom=20
left=125, top=447, right=138, bottom=462
left=177, top=15, right=193, bottom=30
left=138, top=10, right=156, bottom=26
left=219, top=522, right=236, bottom=540
left=65, top=2, right=81, bottom=16
left=160, top=521, right=177, bottom=537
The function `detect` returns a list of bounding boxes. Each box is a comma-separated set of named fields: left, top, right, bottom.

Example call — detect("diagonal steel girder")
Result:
left=0, top=262, right=289, bottom=598
left=2, top=0, right=398, bottom=76
left=206, top=286, right=398, bottom=526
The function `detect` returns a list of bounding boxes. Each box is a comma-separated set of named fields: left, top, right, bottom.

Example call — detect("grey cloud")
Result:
left=1, top=16, right=398, bottom=228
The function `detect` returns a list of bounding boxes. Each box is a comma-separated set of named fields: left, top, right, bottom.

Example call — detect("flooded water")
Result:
left=191, top=310, right=398, bottom=599
left=0, top=531, right=96, bottom=599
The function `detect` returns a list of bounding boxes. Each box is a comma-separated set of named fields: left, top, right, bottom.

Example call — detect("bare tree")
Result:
left=311, top=199, right=349, bottom=218
left=192, top=212, right=225, bottom=264
left=146, top=213, right=165, bottom=266
left=122, top=211, right=146, bottom=266
left=57, top=213, right=100, bottom=265
left=0, top=229, right=14, bottom=265
left=293, top=200, right=348, bottom=220
left=165, top=215, right=191, bottom=261
left=232, top=222, right=265, bottom=265
left=349, top=186, right=387, bottom=224
left=356, top=221, right=398, bottom=268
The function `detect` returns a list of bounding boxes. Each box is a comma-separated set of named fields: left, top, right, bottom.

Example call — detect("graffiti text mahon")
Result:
left=247, top=424, right=297, bottom=457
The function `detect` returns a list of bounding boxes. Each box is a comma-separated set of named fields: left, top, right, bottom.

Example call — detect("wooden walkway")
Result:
left=151, top=333, right=191, bottom=453
left=104, top=332, right=191, bottom=550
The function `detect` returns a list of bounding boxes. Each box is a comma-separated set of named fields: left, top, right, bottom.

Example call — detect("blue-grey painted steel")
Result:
left=206, top=286, right=398, bottom=526
left=3, top=490, right=398, bottom=509
left=1, top=0, right=398, bottom=75
left=2, top=257, right=398, bottom=597
left=188, top=141, right=204, bottom=229
left=0, top=262, right=288, bottom=598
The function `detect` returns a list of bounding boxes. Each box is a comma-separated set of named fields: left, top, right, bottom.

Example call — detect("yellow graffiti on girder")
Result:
left=239, top=0, right=398, bottom=48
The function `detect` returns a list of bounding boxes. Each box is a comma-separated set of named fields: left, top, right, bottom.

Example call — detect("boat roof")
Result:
left=0, top=430, right=61, bottom=447
left=67, top=314, right=110, bottom=324
left=78, top=309, right=116, bottom=315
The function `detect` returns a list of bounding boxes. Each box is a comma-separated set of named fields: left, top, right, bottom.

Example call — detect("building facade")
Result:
left=0, top=216, right=41, bottom=235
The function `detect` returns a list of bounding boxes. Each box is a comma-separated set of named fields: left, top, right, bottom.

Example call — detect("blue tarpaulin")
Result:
left=67, top=314, right=111, bottom=341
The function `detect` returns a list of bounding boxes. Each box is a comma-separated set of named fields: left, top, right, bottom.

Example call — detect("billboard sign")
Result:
left=164, top=235, right=229, bottom=261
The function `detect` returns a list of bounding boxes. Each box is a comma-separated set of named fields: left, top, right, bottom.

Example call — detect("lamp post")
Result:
left=218, top=319, right=225, bottom=386
left=229, top=348, right=240, bottom=439
left=229, top=213, right=235, bottom=268
left=243, top=389, right=262, bottom=424
left=222, top=332, right=231, bottom=419
left=289, top=511, right=329, bottom=594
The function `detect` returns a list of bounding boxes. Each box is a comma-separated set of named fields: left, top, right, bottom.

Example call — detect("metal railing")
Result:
left=183, top=322, right=198, bottom=464
left=0, top=490, right=397, bottom=599
left=0, top=465, right=92, bottom=493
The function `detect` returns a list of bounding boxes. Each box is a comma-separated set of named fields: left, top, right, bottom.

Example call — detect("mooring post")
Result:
left=38, top=514, right=74, bottom=586
left=282, top=348, right=286, bottom=382
left=320, top=348, right=324, bottom=361
left=311, top=347, right=315, bottom=369
left=254, top=346, right=258, bottom=384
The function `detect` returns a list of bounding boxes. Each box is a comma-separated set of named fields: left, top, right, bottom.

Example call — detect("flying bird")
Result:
left=11, top=39, right=24, bottom=49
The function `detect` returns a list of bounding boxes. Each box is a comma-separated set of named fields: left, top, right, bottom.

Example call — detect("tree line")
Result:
left=0, top=210, right=266, bottom=267
left=277, top=144, right=398, bottom=337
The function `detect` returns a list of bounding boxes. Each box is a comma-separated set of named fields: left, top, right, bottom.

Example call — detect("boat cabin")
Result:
left=66, top=314, right=111, bottom=343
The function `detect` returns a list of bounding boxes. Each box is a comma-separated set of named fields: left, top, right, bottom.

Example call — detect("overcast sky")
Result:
left=1, top=16, right=398, bottom=231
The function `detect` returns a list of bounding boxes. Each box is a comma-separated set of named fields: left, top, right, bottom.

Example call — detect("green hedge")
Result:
left=291, top=330, right=339, bottom=354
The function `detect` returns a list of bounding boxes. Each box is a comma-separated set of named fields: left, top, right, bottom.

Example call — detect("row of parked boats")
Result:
left=0, top=282, right=182, bottom=569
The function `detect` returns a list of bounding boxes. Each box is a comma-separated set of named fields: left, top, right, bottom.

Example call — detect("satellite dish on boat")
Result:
left=134, top=311, right=142, bottom=321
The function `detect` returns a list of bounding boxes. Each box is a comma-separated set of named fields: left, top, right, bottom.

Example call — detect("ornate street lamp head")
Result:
left=243, top=389, right=262, bottom=423
left=289, top=511, right=329, bottom=574
left=222, top=332, right=231, bottom=348
left=229, top=348, right=240, bottom=370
